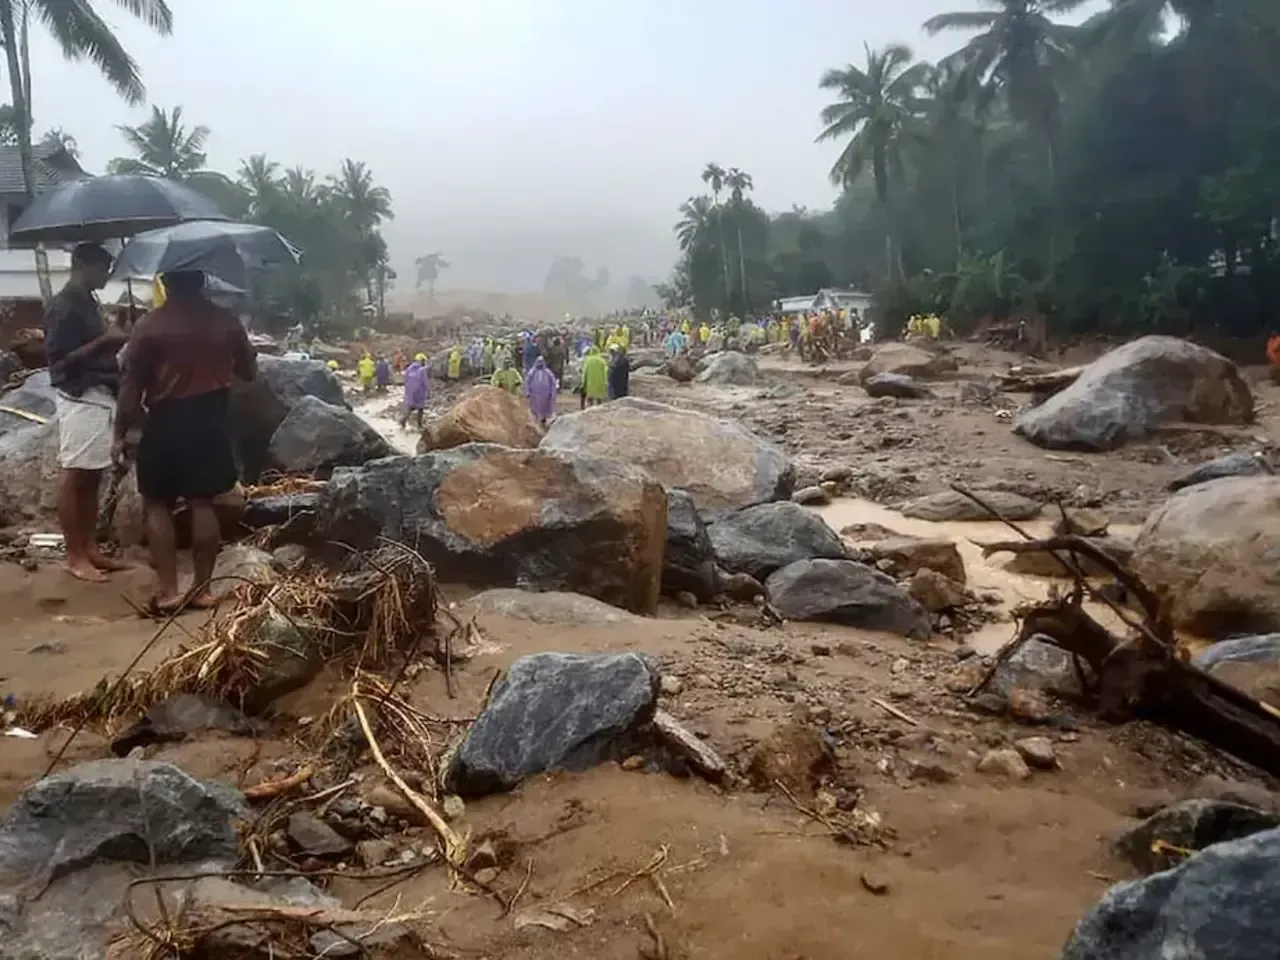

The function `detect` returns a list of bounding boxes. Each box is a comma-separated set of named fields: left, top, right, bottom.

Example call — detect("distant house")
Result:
left=0, top=143, right=90, bottom=248
left=775, top=287, right=874, bottom=317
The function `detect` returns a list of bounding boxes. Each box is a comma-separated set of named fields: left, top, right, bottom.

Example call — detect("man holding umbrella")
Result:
left=114, top=269, right=257, bottom=613
left=43, top=242, right=131, bottom=582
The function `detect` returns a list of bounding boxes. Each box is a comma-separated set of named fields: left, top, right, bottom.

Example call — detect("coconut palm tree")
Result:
left=414, top=252, right=449, bottom=301
left=817, top=43, right=931, bottom=280
left=675, top=195, right=714, bottom=253
left=924, top=0, right=1088, bottom=273
left=701, top=162, right=733, bottom=306
left=108, top=105, right=209, bottom=178
left=0, top=0, right=172, bottom=299
left=725, top=168, right=754, bottom=310
left=237, top=154, right=282, bottom=217
left=37, top=127, right=77, bottom=158
left=327, top=159, right=393, bottom=233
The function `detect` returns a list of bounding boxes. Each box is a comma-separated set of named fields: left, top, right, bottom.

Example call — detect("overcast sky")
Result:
left=32, top=0, right=1005, bottom=292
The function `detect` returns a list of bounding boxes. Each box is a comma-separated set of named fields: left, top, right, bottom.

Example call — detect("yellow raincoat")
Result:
left=580, top=347, right=609, bottom=400
left=447, top=347, right=462, bottom=379
left=357, top=354, right=375, bottom=389
left=491, top=365, right=523, bottom=394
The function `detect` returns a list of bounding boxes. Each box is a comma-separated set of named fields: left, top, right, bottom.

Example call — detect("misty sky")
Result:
left=31, top=0, right=1021, bottom=293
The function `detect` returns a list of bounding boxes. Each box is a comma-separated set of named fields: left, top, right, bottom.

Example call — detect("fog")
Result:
left=32, top=0, right=993, bottom=298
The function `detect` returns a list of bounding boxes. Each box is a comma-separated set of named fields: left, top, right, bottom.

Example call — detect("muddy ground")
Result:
left=2, top=340, right=1277, bottom=958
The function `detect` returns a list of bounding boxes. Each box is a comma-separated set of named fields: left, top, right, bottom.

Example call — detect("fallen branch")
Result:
left=996, top=365, right=1084, bottom=394
left=869, top=697, right=920, bottom=727
left=243, top=763, right=315, bottom=801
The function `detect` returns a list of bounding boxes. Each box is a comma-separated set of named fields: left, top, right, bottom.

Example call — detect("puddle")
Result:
left=353, top=387, right=418, bottom=455
left=814, top=497, right=1138, bottom=655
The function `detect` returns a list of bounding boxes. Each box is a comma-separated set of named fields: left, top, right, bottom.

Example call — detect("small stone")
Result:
left=891, top=658, right=909, bottom=675
left=21, top=558, right=37, bottom=572
left=860, top=870, right=891, bottom=895
left=908, top=568, right=968, bottom=613
left=621, top=755, right=647, bottom=771
left=660, top=674, right=684, bottom=696
left=977, top=748, right=1032, bottom=781
left=474, top=866, right=501, bottom=885
left=355, top=838, right=395, bottom=869
left=889, top=684, right=912, bottom=701
left=286, top=812, right=354, bottom=857
left=442, top=794, right=466, bottom=821
left=468, top=839, right=500, bottom=871
left=1014, top=737, right=1058, bottom=770
left=675, top=591, right=699, bottom=609
left=820, top=465, right=852, bottom=483
left=791, top=485, right=831, bottom=506
left=905, top=756, right=958, bottom=784
left=811, top=642, right=832, bottom=657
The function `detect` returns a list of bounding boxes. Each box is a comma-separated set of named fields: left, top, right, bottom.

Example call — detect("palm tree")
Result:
left=924, top=0, right=1088, bottom=273
left=675, top=195, right=714, bottom=253
left=0, top=0, right=172, bottom=300
left=237, top=154, right=282, bottom=218
left=328, top=159, right=393, bottom=233
left=817, top=43, right=931, bottom=281
left=725, top=168, right=754, bottom=311
left=108, top=105, right=209, bottom=178
left=700, top=162, right=733, bottom=307
left=37, top=127, right=77, bottom=158
left=414, top=252, right=449, bottom=301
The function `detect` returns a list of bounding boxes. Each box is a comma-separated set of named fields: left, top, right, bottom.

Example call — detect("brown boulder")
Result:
left=863, top=536, right=966, bottom=584
left=746, top=721, right=835, bottom=795
left=1134, top=476, right=1280, bottom=635
left=316, top=444, right=667, bottom=614
left=857, top=343, right=957, bottom=385
left=418, top=385, right=541, bottom=453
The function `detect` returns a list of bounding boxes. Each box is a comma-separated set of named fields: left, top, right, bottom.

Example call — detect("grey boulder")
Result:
left=765, top=558, right=930, bottom=638
left=864, top=372, right=930, bottom=399
left=1061, top=827, right=1280, bottom=959
left=663, top=488, right=719, bottom=600
left=1168, top=452, right=1273, bottom=492
left=267, top=395, right=394, bottom=478
left=708, top=501, right=847, bottom=581
left=694, top=350, right=760, bottom=386
left=447, top=652, right=659, bottom=796
left=1014, top=336, right=1253, bottom=451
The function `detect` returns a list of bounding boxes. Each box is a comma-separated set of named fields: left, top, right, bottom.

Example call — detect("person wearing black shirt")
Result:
left=607, top=344, right=631, bottom=400
left=43, top=243, right=128, bottom=582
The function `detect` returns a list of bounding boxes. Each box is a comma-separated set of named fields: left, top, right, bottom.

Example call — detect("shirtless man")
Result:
left=43, top=242, right=131, bottom=582
left=114, top=269, right=256, bottom=613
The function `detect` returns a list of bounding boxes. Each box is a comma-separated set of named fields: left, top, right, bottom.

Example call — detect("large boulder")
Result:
left=1192, top=634, right=1280, bottom=707
left=0, top=759, right=246, bottom=960
left=0, top=370, right=54, bottom=441
left=314, top=444, right=667, bottom=614
left=1168, top=451, right=1273, bottom=492
left=1013, top=336, right=1253, bottom=451
left=1113, top=799, right=1280, bottom=876
left=267, top=395, right=393, bottom=478
left=446, top=652, right=658, bottom=796
left=857, top=343, right=957, bottom=385
left=765, top=558, right=931, bottom=638
left=418, top=385, right=541, bottom=453
left=1133, top=476, right=1280, bottom=635
left=863, top=372, right=931, bottom=399
left=663, top=488, right=719, bottom=599
left=232, top=356, right=348, bottom=483
left=694, top=351, right=760, bottom=386
left=1061, top=827, right=1280, bottom=960
left=900, top=488, right=1042, bottom=522
left=708, top=502, right=848, bottom=580
left=458, top=588, right=642, bottom=626
left=540, top=397, right=795, bottom=517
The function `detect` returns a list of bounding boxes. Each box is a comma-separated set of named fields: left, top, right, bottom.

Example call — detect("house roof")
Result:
left=0, top=144, right=88, bottom=197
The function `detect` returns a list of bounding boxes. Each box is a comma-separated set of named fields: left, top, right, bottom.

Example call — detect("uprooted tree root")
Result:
left=955, top=484, right=1280, bottom=778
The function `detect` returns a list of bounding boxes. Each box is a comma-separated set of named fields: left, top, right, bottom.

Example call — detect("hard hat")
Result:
left=415, top=352, right=426, bottom=362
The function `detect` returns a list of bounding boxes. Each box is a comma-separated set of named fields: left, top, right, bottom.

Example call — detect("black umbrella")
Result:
left=112, top=221, right=301, bottom=289
left=8, top=174, right=230, bottom=244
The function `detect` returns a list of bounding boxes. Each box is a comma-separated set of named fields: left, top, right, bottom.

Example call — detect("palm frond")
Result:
left=108, top=0, right=172, bottom=34
left=924, top=10, right=1001, bottom=34
left=34, top=0, right=145, bottom=103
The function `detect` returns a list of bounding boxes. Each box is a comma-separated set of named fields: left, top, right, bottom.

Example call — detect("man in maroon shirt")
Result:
left=115, top=270, right=257, bottom=613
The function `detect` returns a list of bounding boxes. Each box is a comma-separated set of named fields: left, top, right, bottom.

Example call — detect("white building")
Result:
left=776, top=287, right=874, bottom=316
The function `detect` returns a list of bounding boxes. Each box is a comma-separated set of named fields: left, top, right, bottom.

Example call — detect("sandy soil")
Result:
left=1, top=340, right=1277, bottom=958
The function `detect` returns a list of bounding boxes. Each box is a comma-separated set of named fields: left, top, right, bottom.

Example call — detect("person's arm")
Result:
left=230, top=319, right=257, bottom=382
left=113, top=329, right=151, bottom=457
left=47, top=306, right=128, bottom=375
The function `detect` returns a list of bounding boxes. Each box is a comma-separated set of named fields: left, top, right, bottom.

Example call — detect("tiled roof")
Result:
left=0, top=145, right=87, bottom=196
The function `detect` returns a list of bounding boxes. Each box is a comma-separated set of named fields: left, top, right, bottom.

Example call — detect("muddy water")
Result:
left=815, top=498, right=1137, bottom=655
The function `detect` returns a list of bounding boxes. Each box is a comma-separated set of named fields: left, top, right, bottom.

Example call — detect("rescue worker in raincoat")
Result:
left=580, top=346, right=609, bottom=407
left=447, top=346, right=462, bottom=380
left=491, top=357, right=523, bottom=394
left=357, top=352, right=376, bottom=393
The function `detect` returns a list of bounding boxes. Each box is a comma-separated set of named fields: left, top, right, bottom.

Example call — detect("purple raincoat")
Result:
left=525, top=357, right=558, bottom=422
left=403, top=361, right=428, bottom=409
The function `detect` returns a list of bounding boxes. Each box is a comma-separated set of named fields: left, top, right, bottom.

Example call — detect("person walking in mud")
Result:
left=43, top=242, right=132, bottom=583
left=114, top=269, right=257, bottom=614
left=401, top=353, right=428, bottom=429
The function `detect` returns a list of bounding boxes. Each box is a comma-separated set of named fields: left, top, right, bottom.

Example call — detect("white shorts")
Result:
left=55, top=386, right=115, bottom=471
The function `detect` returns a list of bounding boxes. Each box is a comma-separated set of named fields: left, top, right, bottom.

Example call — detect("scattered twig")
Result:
left=505, top=859, right=534, bottom=918
left=641, top=911, right=669, bottom=960
left=243, top=763, right=315, bottom=801
left=869, top=697, right=920, bottom=727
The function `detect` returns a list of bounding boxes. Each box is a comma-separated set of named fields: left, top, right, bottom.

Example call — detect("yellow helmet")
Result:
left=327, top=360, right=339, bottom=370
left=415, top=352, right=427, bottom=362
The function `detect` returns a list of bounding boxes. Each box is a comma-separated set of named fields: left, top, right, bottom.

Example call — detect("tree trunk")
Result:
left=715, top=197, right=731, bottom=314
left=0, top=1, right=50, bottom=302
left=872, top=147, right=895, bottom=282
left=1045, top=130, right=1059, bottom=283
left=736, top=222, right=748, bottom=313
left=427, top=279, right=435, bottom=303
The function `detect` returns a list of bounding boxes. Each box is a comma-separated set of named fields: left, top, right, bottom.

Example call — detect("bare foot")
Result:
left=146, top=592, right=184, bottom=616
left=65, top=560, right=110, bottom=583
left=88, top=552, right=131, bottom=573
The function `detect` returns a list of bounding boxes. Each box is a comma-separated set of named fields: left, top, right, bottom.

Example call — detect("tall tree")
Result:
left=327, top=159, right=393, bottom=305
left=37, top=127, right=77, bottom=158
left=725, top=167, right=754, bottom=310
left=0, top=0, right=172, bottom=299
left=701, top=162, right=733, bottom=307
left=675, top=195, right=714, bottom=252
left=109, top=104, right=209, bottom=178
left=414, top=252, right=449, bottom=301
left=817, top=43, right=931, bottom=280
left=237, top=154, right=282, bottom=218
left=924, top=0, right=1088, bottom=275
